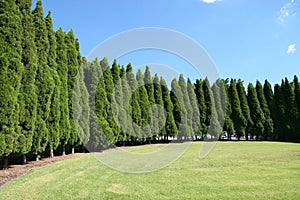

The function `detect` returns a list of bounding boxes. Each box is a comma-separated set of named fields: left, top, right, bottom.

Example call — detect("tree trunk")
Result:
left=22, top=154, right=27, bottom=165
left=62, top=145, right=66, bottom=156
left=2, top=154, right=8, bottom=170
left=71, top=146, right=75, bottom=155
left=36, top=155, right=39, bottom=162
left=50, top=148, right=54, bottom=158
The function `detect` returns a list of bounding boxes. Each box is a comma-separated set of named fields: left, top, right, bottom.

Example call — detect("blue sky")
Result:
left=34, top=0, right=300, bottom=86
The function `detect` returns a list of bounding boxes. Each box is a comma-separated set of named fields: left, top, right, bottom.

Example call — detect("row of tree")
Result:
left=1, top=0, right=299, bottom=169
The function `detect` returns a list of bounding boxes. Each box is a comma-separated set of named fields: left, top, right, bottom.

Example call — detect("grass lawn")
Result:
left=0, top=142, right=300, bottom=199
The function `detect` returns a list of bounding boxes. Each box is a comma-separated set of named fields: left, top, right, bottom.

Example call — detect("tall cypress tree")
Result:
left=55, top=28, right=70, bottom=155
left=161, top=77, right=177, bottom=140
left=223, top=79, right=234, bottom=138
left=293, top=76, right=300, bottom=140
left=236, top=79, right=252, bottom=140
left=228, top=79, right=246, bottom=140
left=194, top=79, right=207, bottom=139
left=247, top=83, right=264, bottom=140
left=202, top=78, right=212, bottom=137
left=282, top=78, right=297, bottom=141
left=273, top=84, right=285, bottom=140
left=256, top=81, right=273, bottom=140
left=263, top=80, right=275, bottom=140
left=32, top=0, right=55, bottom=160
left=178, top=75, right=193, bottom=138
left=0, top=0, right=24, bottom=168
left=187, top=78, right=200, bottom=138
left=210, top=80, right=224, bottom=139
left=66, top=30, right=81, bottom=154
left=15, top=0, right=38, bottom=164
left=45, top=11, right=61, bottom=158
left=153, top=74, right=165, bottom=139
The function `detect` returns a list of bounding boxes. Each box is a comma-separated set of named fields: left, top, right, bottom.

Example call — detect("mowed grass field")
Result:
left=1, top=142, right=300, bottom=199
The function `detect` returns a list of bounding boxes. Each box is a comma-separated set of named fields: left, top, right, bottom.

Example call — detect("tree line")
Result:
left=1, top=0, right=300, bottom=169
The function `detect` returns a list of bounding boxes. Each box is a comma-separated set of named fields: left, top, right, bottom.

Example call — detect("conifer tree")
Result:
left=187, top=78, right=200, bottom=138
left=0, top=0, right=24, bottom=168
left=256, top=81, right=273, bottom=140
left=55, top=28, right=70, bottom=155
left=15, top=0, right=38, bottom=164
left=247, top=83, right=264, bottom=140
left=66, top=30, right=80, bottom=154
left=228, top=79, right=246, bottom=140
left=194, top=79, right=207, bottom=139
left=32, top=0, right=55, bottom=160
left=153, top=74, right=165, bottom=140
left=202, top=78, right=212, bottom=137
left=263, top=80, right=275, bottom=139
left=45, top=12, right=61, bottom=158
left=273, top=84, right=285, bottom=140
left=223, top=79, right=234, bottom=138
left=161, top=77, right=177, bottom=140
left=178, top=75, right=193, bottom=138
left=293, top=76, right=300, bottom=140
left=236, top=79, right=252, bottom=140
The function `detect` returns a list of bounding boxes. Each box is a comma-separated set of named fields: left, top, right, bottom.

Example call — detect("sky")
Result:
left=33, top=0, right=300, bottom=86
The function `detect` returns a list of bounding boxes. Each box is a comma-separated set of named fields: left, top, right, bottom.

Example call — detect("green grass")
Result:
left=1, top=142, right=300, bottom=199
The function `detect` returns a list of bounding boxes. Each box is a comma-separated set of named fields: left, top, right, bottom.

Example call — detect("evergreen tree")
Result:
left=171, top=78, right=188, bottom=140
left=111, top=59, right=120, bottom=85
left=55, top=28, right=70, bottom=155
left=247, top=83, right=264, bottom=140
left=256, top=81, right=273, bottom=140
left=194, top=79, right=207, bottom=139
left=161, top=77, right=177, bottom=140
left=15, top=0, right=38, bottom=164
left=187, top=78, right=200, bottom=138
left=282, top=78, right=297, bottom=141
left=72, top=59, right=90, bottom=152
left=178, top=75, right=193, bottom=138
left=263, top=80, right=275, bottom=140
left=0, top=0, right=24, bottom=168
left=45, top=12, right=61, bottom=158
left=210, top=80, right=224, bottom=139
left=32, top=0, right=55, bottom=160
left=202, top=78, right=212, bottom=138
left=228, top=79, right=246, bottom=140
left=66, top=30, right=80, bottom=154
left=236, top=79, right=252, bottom=140
left=223, top=79, right=234, bottom=138
left=273, top=84, right=285, bottom=140
left=293, top=76, right=300, bottom=140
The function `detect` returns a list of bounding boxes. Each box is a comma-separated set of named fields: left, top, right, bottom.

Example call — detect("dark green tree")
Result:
left=247, top=83, right=264, bottom=140
left=194, top=79, right=207, bottom=139
left=32, top=0, right=55, bottom=160
left=256, top=81, right=273, bottom=140
left=45, top=11, right=61, bottom=158
left=161, top=77, right=177, bottom=140
left=228, top=79, right=246, bottom=140
left=15, top=0, right=38, bottom=164
left=293, top=76, right=300, bottom=140
left=236, top=79, right=252, bottom=140
left=0, top=0, right=24, bottom=168
left=187, top=78, right=200, bottom=138
left=202, top=78, right=212, bottom=138
left=55, top=28, right=70, bottom=155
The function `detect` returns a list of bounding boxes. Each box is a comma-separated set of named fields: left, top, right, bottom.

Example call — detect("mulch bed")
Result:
left=0, top=153, right=85, bottom=188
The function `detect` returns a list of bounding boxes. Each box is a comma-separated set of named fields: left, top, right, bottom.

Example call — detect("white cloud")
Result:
left=277, top=0, right=297, bottom=24
left=201, top=0, right=222, bottom=3
left=287, top=44, right=296, bottom=54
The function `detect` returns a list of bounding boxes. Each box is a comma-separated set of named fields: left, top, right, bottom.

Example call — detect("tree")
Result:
left=178, top=75, right=193, bottom=139
left=293, top=76, right=300, bottom=140
left=32, top=0, right=55, bottom=160
left=263, top=80, right=275, bottom=139
left=223, top=79, right=234, bottom=138
left=55, top=28, right=70, bottom=155
left=202, top=78, right=212, bottom=138
left=273, top=84, right=285, bottom=140
left=247, top=83, right=264, bottom=140
left=66, top=30, right=80, bottom=154
left=161, top=77, right=177, bottom=140
left=45, top=11, right=61, bottom=158
left=187, top=78, right=200, bottom=139
left=256, top=81, right=273, bottom=140
left=228, top=79, right=246, bottom=140
left=194, top=79, right=207, bottom=139
left=0, top=0, right=24, bottom=169
left=236, top=79, right=252, bottom=140
left=15, top=0, right=38, bottom=164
